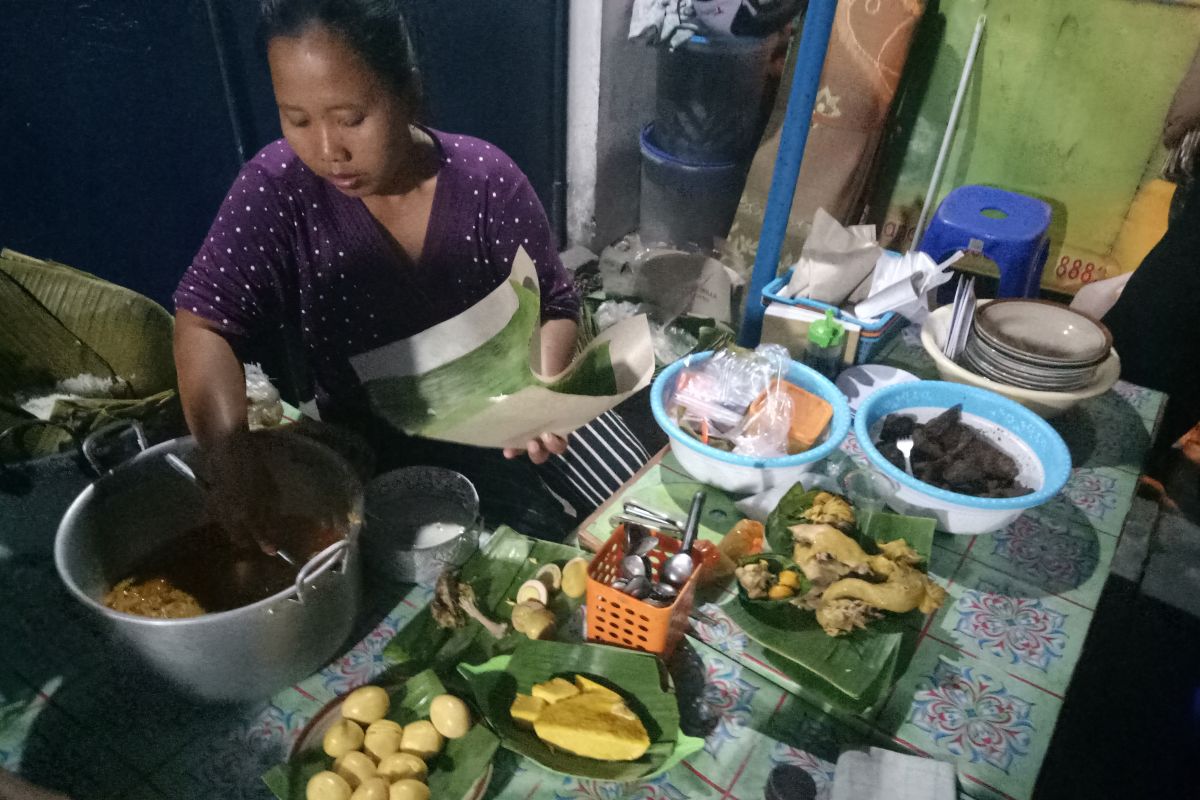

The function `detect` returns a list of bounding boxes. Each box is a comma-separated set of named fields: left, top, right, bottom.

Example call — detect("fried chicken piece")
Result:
left=430, top=568, right=509, bottom=638
left=815, top=598, right=880, bottom=636
left=790, top=523, right=872, bottom=585
left=819, top=562, right=947, bottom=631
left=800, top=492, right=856, bottom=532
left=735, top=559, right=776, bottom=600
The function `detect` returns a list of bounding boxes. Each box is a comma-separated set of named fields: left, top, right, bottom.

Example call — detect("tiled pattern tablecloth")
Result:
left=0, top=327, right=1164, bottom=799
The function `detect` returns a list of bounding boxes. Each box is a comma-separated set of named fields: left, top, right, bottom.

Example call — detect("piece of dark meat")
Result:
left=874, top=404, right=1032, bottom=498
left=879, top=414, right=917, bottom=443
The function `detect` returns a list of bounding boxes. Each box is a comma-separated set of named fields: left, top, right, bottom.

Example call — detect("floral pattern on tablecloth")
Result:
left=149, top=703, right=304, bottom=800
left=838, top=430, right=868, bottom=465
left=316, top=612, right=405, bottom=695
left=1111, top=381, right=1161, bottom=418
left=909, top=660, right=1035, bottom=773
left=954, top=588, right=1067, bottom=672
left=701, top=657, right=758, bottom=758
left=988, top=514, right=1100, bottom=593
left=769, top=743, right=837, bottom=800
left=690, top=604, right=749, bottom=659
left=553, top=773, right=689, bottom=800
left=1057, top=471, right=1120, bottom=519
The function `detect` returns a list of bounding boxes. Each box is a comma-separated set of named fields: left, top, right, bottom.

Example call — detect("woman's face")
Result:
left=268, top=26, right=412, bottom=196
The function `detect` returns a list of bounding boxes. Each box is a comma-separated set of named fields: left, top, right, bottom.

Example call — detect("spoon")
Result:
left=647, top=582, right=678, bottom=607
left=164, top=453, right=300, bottom=567
left=663, top=491, right=705, bottom=587
left=620, top=554, right=648, bottom=581
left=623, top=574, right=651, bottom=599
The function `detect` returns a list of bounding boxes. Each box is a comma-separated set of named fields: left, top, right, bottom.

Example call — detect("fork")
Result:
left=895, top=436, right=915, bottom=477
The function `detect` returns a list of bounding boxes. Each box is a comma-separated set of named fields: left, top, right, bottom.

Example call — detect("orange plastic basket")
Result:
left=585, top=524, right=699, bottom=658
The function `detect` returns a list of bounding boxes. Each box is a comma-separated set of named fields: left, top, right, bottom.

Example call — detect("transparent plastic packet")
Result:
left=733, top=379, right=793, bottom=457
left=669, top=344, right=793, bottom=453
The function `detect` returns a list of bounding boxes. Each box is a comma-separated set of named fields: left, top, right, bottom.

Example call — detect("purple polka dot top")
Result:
left=175, top=128, right=580, bottom=417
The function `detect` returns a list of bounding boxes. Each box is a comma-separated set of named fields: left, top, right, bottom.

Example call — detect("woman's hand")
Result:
left=174, top=311, right=280, bottom=552
left=502, top=318, right=579, bottom=464
left=503, top=433, right=568, bottom=465
left=202, top=431, right=281, bottom=552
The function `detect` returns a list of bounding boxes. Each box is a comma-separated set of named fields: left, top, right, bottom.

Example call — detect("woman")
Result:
left=1101, top=44, right=1200, bottom=457
left=175, top=0, right=648, bottom=541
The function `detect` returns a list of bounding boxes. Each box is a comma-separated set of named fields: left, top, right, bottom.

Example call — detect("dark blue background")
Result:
left=0, top=0, right=566, bottom=309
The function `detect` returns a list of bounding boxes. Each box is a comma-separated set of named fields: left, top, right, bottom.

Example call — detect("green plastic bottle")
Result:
left=804, top=308, right=846, bottom=379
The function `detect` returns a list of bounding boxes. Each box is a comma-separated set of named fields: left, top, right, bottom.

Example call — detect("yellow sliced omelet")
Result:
left=533, top=691, right=650, bottom=761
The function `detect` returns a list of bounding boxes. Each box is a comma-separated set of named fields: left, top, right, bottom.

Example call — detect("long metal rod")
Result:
left=203, top=0, right=247, bottom=163
left=913, top=14, right=987, bottom=249
left=738, top=0, right=839, bottom=347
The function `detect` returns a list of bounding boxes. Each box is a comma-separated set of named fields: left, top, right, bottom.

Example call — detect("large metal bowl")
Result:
left=54, top=428, right=363, bottom=702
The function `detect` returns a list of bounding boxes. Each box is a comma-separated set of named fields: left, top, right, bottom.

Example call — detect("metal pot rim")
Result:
left=54, top=430, right=363, bottom=627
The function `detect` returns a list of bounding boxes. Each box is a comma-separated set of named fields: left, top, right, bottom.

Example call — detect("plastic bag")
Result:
left=669, top=344, right=792, bottom=453
left=733, top=379, right=793, bottom=457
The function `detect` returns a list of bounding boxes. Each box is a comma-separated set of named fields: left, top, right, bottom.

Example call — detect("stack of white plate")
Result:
left=959, top=299, right=1112, bottom=392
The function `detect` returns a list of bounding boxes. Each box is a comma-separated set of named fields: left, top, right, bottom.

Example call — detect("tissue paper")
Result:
left=782, top=209, right=881, bottom=305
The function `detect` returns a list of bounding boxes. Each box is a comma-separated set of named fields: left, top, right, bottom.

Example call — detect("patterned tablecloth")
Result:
left=0, top=330, right=1165, bottom=800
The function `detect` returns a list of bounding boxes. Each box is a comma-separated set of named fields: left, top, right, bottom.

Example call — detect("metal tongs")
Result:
left=619, top=500, right=685, bottom=531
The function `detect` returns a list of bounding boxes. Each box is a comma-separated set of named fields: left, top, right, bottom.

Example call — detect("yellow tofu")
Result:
left=573, top=675, right=622, bottom=702
left=531, top=677, right=580, bottom=704
left=533, top=691, right=650, bottom=761
left=509, top=693, right=547, bottom=727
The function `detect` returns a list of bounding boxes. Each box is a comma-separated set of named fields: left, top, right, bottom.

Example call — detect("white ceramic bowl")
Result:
left=974, top=298, right=1112, bottom=364
left=921, top=303, right=1120, bottom=418
left=651, top=353, right=851, bottom=495
left=854, top=381, right=1072, bottom=535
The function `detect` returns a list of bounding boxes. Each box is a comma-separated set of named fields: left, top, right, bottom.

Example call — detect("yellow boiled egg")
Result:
left=332, top=750, right=376, bottom=789
left=377, top=752, right=427, bottom=782
left=363, top=719, right=405, bottom=760
left=306, top=770, right=352, bottom=800
left=349, top=777, right=390, bottom=800
left=399, top=719, right=443, bottom=760
left=322, top=719, right=365, bottom=758
left=429, top=694, right=471, bottom=739
left=341, top=685, right=390, bottom=724
left=388, top=779, right=431, bottom=800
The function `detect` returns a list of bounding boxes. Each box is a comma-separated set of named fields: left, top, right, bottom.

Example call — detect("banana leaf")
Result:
left=261, top=668, right=499, bottom=800
left=0, top=268, right=117, bottom=399
left=458, top=640, right=703, bottom=781
left=1, top=250, right=175, bottom=396
left=383, top=527, right=587, bottom=672
left=723, top=510, right=935, bottom=703
left=765, top=484, right=822, bottom=554
left=0, top=250, right=177, bottom=461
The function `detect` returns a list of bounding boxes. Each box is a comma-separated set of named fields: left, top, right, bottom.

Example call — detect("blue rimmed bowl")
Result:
left=853, top=381, right=1072, bottom=535
left=650, top=352, right=851, bottom=495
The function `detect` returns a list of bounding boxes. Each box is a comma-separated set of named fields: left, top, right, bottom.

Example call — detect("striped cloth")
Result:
left=536, top=410, right=653, bottom=518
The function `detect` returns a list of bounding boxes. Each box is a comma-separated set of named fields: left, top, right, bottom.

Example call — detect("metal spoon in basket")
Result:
left=662, top=491, right=705, bottom=587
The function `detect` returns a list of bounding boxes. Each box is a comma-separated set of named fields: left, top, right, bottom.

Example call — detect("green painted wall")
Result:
left=876, top=0, right=1200, bottom=291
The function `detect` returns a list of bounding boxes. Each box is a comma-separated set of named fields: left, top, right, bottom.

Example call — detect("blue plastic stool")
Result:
left=918, top=185, right=1052, bottom=298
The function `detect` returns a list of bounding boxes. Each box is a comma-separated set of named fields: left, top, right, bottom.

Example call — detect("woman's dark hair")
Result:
left=259, top=0, right=422, bottom=107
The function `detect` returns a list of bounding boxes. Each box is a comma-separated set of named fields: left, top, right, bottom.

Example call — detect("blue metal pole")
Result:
left=738, top=0, right=839, bottom=347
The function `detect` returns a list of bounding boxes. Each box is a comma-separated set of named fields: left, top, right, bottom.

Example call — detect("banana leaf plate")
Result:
left=458, top=639, right=704, bottom=782
left=261, top=668, right=499, bottom=800
left=723, top=507, right=936, bottom=703
left=383, top=526, right=589, bottom=673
